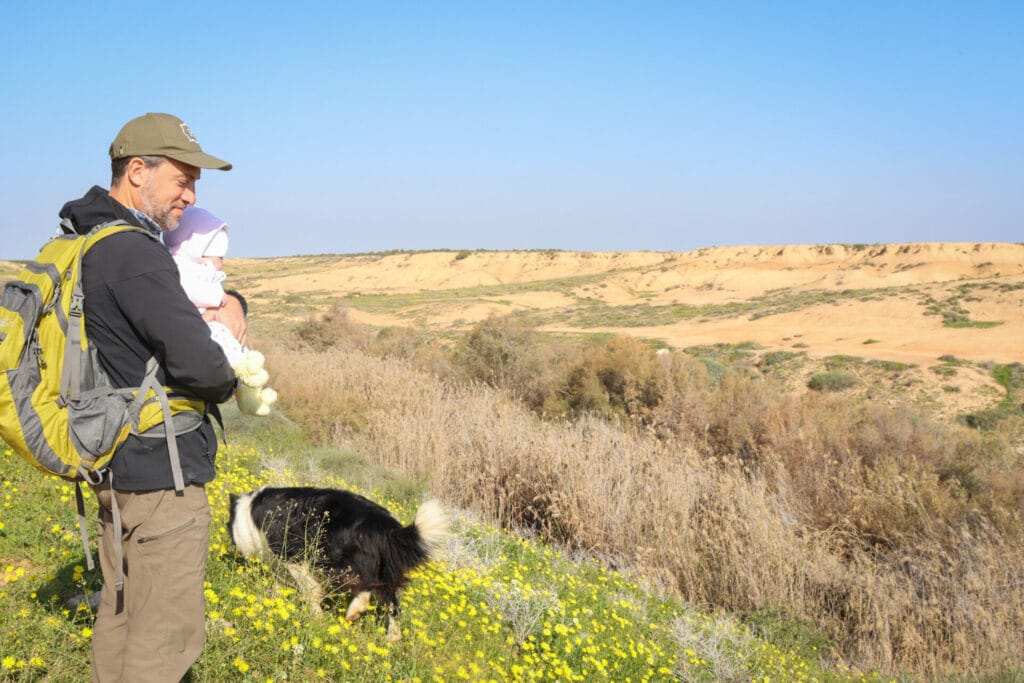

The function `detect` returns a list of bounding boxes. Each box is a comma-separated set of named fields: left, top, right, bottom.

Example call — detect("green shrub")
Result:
left=992, top=363, right=1024, bottom=393
left=699, top=358, right=730, bottom=383
left=758, top=350, right=798, bottom=368
left=808, top=371, right=858, bottom=392
left=823, top=355, right=862, bottom=370
left=869, top=359, right=915, bottom=373
left=961, top=405, right=1024, bottom=431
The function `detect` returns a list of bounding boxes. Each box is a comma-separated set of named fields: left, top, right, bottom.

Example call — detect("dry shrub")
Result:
left=368, top=325, right=453, bottom=378
left=370, top=325, right=428, bottom=360
left=451, top=315, right=535, bottom=388
left=451, top=318, right=671, bottom=426
left=293, top=303, right=372, bottom=352
left=449, top=314, right=550, bottom=406
left=449, top=315, right=578, bottom=414
left=558, top=336, right=666, bottom=424
left=261, top=340, right=1024, bottom=678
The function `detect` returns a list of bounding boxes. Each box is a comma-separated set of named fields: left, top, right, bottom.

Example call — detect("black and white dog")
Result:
left=228, top=486, right=447, bottom=641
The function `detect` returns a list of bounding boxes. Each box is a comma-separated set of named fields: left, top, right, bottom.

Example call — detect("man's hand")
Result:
left=203, top=293, right=248, bottom=346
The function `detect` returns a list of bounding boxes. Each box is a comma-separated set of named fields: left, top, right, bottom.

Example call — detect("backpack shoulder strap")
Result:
left=66, top=221, right=195, bottom=495
left=60, top=222, right=149, bottom=401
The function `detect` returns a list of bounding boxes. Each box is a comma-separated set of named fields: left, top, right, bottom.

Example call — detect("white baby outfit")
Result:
left=163, top=207, right=245, bottom=365
left=164, top=207, right=277, bottom=416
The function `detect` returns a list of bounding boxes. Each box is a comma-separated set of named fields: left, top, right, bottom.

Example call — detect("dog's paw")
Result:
left=385, top=617, right=402, bottom=642
left=345, top=591, right=371, bottom=621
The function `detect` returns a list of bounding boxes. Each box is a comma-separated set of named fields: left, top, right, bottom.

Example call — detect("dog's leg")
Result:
left=386, top=615, right=402, bottom=642
left=381, top=591, right=402, bottom=642
left=345, top=591, right=371, bottom=621
left=286, top=563, right=324, bottom=615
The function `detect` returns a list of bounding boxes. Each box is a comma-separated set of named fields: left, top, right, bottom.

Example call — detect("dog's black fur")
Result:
left=228, top=486, right=446, bottom=640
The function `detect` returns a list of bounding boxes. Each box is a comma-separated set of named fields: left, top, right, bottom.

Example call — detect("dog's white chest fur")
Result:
left=230, top=489, right=271, bottom=558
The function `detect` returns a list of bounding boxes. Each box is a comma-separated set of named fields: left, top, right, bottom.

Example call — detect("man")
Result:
left=57, top=112, right=240, bottom=682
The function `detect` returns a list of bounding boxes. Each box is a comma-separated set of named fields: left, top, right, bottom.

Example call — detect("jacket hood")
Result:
left=58, top=186, right=140, bottom=234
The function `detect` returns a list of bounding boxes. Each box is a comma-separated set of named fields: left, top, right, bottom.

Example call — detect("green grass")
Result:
left=745, top=287, right=894, bottom=320
left=868, top=360, right=916, bottom=373
left=547, top=287, right=907, bottom=330
left=920, top=291, right=1005, bottom=329
left=684, top=341, right=764, bottom=366
left=758, top=350, right=802, bottom=368
left=942, top=317, right=1003, bottom=329
left=824, top=355, right=863, bottom=370
left=0, top=425, right=891, bottom=682
left=961, top=363, right=1024, bottom=429
left=547, top=302, right=708, bottom=327
left=234, top=257, right=934, bottom=334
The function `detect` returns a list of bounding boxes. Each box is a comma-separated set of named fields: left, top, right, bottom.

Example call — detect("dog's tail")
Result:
left=385, top=500, right=448, bottom=580
left=412, top=500, right=448, bottom=553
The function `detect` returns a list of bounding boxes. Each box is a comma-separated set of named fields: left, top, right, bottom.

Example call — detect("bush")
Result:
left=451, top=315, right=536, bottom=390
left=869, top=360, right=915, bottom=373
left=961, top=405, right=1024, bottom=431
left=293, top=304, right=371, bottom=352
left=557, top=336, right=667, bottom=424
left=808, top=371, right=858, bottom=392
left=758, top=350, right=798, bottom=368
left=823, top=355, right=862, bottom=370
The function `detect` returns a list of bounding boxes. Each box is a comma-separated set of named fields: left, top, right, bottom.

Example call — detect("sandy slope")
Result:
left=231, top=243, right=1023, bottom=368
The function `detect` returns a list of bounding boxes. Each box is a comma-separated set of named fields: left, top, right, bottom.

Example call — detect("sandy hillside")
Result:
left=230, top=242, right=1022, bottom=362
left=223, top=242, right=1023, bottom=419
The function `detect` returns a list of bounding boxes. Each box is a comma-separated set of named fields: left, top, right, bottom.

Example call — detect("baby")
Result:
left=164, top=206, right=278, bottom=416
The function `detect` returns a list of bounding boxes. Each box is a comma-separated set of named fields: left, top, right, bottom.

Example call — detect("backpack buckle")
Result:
left=33, top=344, right=46, bottom=369
left=69, top=293, right=84, bottom=317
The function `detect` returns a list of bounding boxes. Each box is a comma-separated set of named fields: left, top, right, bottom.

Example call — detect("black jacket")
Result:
left=58, top=186, right=237, bottom=490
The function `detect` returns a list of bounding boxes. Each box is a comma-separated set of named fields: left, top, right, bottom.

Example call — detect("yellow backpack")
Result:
left=0, top=221, right=208, bottom=584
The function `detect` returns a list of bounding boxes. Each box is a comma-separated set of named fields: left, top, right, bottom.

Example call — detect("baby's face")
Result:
left=202, top=256, right=224, bottom=271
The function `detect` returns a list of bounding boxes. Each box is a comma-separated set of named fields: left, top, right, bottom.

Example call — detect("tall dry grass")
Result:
left=262, top=336, right=1024, bottom=679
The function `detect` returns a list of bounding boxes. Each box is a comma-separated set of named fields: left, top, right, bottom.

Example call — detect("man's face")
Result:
left=138, top=158, right=201, bottom=231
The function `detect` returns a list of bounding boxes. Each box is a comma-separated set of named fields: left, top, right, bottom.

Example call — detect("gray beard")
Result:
left=139, top=190, right=181, bottom=231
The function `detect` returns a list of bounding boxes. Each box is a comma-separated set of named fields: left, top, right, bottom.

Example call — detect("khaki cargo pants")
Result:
left=91, top=484, right=210, bottom=683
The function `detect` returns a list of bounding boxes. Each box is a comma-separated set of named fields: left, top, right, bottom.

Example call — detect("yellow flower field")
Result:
left=0, top=441, right=890, bottom=682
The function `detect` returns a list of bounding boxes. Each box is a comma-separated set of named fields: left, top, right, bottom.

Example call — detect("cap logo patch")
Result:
left=179, top=122, right=198, bottom=144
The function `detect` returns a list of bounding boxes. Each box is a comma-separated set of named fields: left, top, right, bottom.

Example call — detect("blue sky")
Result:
left=1, top=1, right=1021, bottom=259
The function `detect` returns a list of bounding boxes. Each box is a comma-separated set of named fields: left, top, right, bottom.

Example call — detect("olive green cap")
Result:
left=109, top=112, right=232, bottom=170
